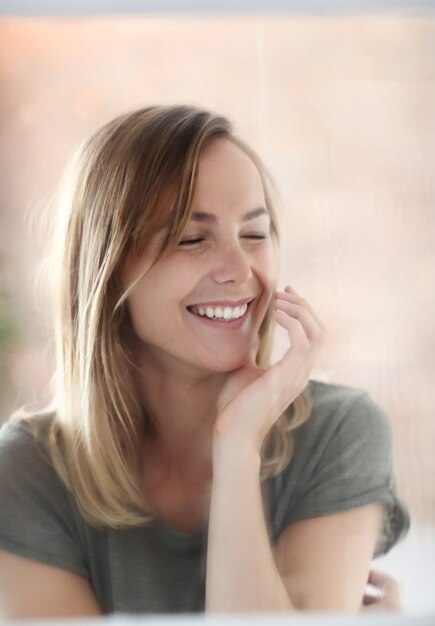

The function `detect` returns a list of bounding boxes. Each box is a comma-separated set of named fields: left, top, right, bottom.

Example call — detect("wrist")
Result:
left=212, top=436, right=261, bottom=478
left=213, top=409, right=266, bottom=460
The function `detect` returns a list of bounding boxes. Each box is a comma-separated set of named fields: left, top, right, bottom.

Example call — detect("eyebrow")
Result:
left=190, top=207, right=269, bottom=223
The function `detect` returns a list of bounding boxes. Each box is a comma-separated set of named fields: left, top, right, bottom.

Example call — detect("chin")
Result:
left=203, top=351, right=253, bottom=374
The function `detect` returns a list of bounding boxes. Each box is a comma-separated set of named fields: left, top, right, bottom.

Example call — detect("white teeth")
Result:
left=191, top=302, right=249, bottom=321
left=223, top=307, right=232, bottom=320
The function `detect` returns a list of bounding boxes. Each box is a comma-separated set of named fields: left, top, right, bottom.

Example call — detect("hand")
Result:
left=360, top=569, right=402, bottom=612
left=213, top=286, right=326, bottom=455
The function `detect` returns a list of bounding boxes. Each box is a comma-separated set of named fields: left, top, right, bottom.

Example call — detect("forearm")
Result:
left=205, top=443, right=295, bottom=613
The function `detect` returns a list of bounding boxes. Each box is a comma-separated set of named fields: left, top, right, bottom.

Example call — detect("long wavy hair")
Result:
left=22, top=105, right=312, bottom=528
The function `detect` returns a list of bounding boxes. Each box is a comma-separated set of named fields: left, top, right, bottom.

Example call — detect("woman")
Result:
left=0, top=105, right=409, bottom=617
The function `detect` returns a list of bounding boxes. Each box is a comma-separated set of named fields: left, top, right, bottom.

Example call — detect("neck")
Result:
left=136, top=348, right=227, bottom=483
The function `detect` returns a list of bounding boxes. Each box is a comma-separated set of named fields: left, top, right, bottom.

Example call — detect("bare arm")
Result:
left=0, top=550, right=102, bottom=620
left=205, top=442, right=384, bottom=612
left=272, top=502, right=385, bottom=611
left=205, top=446, right=294, bottom=612
left=206, top=286, right=387, bottom=612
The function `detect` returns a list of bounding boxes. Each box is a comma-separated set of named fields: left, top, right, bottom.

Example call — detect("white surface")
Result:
left=108, top=615, right=435, bottom=625
left=1, top=0, right=435, bottom=15
left=6, top=612, right=435, bottom=625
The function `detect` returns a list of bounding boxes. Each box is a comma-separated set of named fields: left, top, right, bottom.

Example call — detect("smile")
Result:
left=188, top=303, right=248, bottom=322
left=186, top=296, right=255, bottom=330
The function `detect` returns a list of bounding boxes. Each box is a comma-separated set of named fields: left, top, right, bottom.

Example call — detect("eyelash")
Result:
left=178, top=234, right=267, bottom=246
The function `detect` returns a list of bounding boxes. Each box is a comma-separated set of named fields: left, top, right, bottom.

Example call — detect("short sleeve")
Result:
left=272, top=386, right=410, bottom=558
left=0, top=418, right=89, bottom=578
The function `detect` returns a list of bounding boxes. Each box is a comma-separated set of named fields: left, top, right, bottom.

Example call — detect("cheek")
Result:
left=257, top=249, right=278, bottom=323
left=125, top=263, right=193, bottom=327
left=259, top=244, right=278, bottom=291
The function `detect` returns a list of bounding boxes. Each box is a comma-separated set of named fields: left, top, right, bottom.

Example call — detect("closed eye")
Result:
left=178, top=234, right=267, bottom=246
left=243, top=234, right=267, bottom=240
left=178, top=238, right=204, bottom=246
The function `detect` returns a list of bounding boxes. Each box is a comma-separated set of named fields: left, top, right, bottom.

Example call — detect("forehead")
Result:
left=148, top=139, right=268, bottom=241
left=194, top=139, right=266, bottom=208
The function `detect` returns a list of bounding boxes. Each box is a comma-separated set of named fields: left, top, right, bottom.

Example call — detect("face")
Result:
left=121, top=138, right=277, bottom=377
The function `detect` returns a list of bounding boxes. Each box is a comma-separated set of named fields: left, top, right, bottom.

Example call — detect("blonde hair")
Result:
left=23, top=105, right=312, bottom=528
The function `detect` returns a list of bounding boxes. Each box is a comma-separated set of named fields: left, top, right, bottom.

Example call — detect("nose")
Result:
left=210, top=241, right=253, bottom=285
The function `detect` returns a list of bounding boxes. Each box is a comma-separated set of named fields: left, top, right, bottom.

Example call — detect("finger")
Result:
left=362, top=593, right=382, bottom=606
left=272, top=291, right=326, bottom=403
left=272, top=311, right=321, bottom=405
left=362, top=572, right=402, bottom=612
left=274, top=298, right=325, bottom=346
left=368, top=570, right=401, bottom=605
left=274, top=308, right=311, bottom=353
left=274, top=302, right=326, bottom=369
left=284, top=284, right=300, bottom=295
left=368, top=569, right=392, bottom=585
left=362, top=595, right=402, bottom=612
left=275, top=294, right=327, bottom=336
left=275, top=287, right=327, bottom=332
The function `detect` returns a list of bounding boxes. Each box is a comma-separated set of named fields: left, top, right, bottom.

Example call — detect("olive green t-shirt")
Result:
left=0, top=380, right=410, bottom=613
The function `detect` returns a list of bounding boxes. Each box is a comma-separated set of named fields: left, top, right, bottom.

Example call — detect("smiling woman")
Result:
left=0, top=104, right=409, bottom=618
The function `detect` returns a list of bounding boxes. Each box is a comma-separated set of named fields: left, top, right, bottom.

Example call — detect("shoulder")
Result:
left=306, top=378, right=382, bottom=418
left=293, top=379, right=392, bottom=452
left=0, top=412, right=56, bottom=475
left=0, top=412, right=68, bottom=515
left=273, top=380, right=410, bottom=555
left=0, top=413, right=90, bottom=578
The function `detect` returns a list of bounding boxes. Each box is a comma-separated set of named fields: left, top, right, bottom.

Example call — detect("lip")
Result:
left=187, top=297, right=254, bottom=309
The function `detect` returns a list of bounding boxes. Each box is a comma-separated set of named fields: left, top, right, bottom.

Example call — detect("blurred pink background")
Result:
left=0, top=11, right=434, bottom=609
